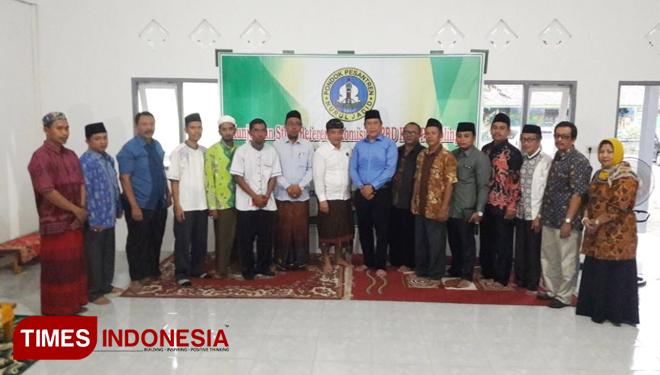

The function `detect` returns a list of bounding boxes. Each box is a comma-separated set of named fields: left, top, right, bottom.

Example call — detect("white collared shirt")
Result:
left=167, top=142, right=208, bottom=211
left=313, top=142, right=352, bottom=202
left=230, top=142, right=282, bottom=211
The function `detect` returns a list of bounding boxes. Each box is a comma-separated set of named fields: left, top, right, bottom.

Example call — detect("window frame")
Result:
left=483, top=80, right=577, bottom=126
left=131, top=77, right=219, bottom=144
left=615, top=81, right=660, bottom=137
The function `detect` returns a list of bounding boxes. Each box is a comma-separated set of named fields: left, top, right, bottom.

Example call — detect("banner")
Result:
left=218, top=53, right=483, bottom=148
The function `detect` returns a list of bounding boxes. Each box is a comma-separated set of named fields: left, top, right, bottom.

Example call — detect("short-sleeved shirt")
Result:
left=167, top=142, right=208, bottom=211
left=392, top=143, right=425, bottom=210
left=230, top=142, right=282, bottom=211
left=28, top=142, right=84, bottom=235
left=205, top=140, right=237, bottom=210
left=411, top=146, right=458, bottom=222
left=541, top=146, right=592, bottom=230
left=117, top=136, right=167, bottom=210
left=482, top=141, right=523, bottom=215
left=273, top=138, right=314, bottom=202
left=80, top=149, right=122, bottom=229
left=450, top=146, right=492, bottom=220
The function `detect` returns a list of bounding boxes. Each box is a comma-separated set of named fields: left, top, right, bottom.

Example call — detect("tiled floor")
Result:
left=2, top=243, right=660, bottom=375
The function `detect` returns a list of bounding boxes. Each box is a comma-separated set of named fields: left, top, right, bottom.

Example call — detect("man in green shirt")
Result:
left=205, top=115, right=238, bottom=278
left=447, top=122, right=491, bottom=288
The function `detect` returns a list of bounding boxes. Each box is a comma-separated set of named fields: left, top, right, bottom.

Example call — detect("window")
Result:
left=481, top=82, right=576, bottom=153
left=133, top=78, right=219, bottom=166
left=616, top=84, right=660, bottom=162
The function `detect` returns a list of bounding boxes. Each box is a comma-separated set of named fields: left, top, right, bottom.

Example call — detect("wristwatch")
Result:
left=564, top=217, right=572, bottom=224
left=477, top=212, right=483, bottom=217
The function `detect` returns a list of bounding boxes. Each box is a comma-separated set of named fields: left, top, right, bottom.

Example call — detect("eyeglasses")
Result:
left=520, top=137, right=539, bottom=144
left=553, top=134, right=572, bottom=140
left=402, top=131, right=419, bottom=135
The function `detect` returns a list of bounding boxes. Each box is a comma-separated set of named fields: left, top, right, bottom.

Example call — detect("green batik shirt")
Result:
left=205, top=140, right=237, bottom=210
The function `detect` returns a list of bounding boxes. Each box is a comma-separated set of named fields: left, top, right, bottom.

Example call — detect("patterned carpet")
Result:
left=121, top=254, right=349, bottom=300
left=0, top=316, right=37, bottom=375
left=121, top=254, right=559, bottom=306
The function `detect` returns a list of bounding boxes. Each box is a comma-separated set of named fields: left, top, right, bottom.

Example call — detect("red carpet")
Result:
left=350, top=267, right=549, bottom=305
left=121, top=254, right=572, bottom=306
left=120, top=254, right=346, bottom=300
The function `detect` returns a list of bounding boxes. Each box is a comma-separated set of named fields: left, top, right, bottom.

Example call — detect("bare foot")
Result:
left=490, top=281, right=505, bottom=290
left=129, top=281, right=142, bottom=293
left=92, top=296, right=111, bottom=305
left=397, top=265, right=412, bottom=273
left=336, top=258, right=351, bottom=267
left=140, top=276, right=154, bottom=284
left=111, top=287, right=125, bottom=294
left=323, top=264, right=334, bottom=274
left=355, top=265, right=369, bottom=272
left=375, top=269, right=387, bottom=277
left=457, top=280, right=472, bottom=288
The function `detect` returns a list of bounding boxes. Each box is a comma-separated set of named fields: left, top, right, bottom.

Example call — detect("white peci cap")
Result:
left=217, top=115, right=237, bottom=126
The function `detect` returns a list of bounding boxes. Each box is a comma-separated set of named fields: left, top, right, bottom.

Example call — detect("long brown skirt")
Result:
left=318, top=199, right=355, bottom=247
left=275, top=200, right=310, bottom=269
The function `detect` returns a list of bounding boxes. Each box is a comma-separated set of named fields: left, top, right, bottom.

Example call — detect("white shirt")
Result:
left=230, top=142, right=282, bottom=211
left=313, top=142, right=352, bottom=202
left=167, top=142, right=208, bottom=211
left=273, top=138, right=314, bottom=202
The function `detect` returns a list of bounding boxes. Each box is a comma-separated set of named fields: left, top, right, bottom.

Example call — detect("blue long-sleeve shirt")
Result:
left=349, top=134, right=398, bottom=190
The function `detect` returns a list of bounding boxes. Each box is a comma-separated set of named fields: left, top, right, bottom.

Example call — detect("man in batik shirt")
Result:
left=80, top=122, right=124, bottom=305
left=206, top=115, right=238, bottom=278
left=480, top=113, right=522, bottom=288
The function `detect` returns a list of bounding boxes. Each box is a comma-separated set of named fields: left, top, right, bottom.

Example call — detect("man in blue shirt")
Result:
left=80, top=123, right=124, bottom=304
left=117, top=112, right=171, bottom=293
left=349, top=110, right=398, bottom=276
left=273, top=110, right=314, bottom=270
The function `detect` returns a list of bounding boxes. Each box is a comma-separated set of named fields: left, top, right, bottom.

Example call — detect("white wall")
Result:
left=8, top=0, right=660, bottom=247
left=0, top=0, right=41, bottom=242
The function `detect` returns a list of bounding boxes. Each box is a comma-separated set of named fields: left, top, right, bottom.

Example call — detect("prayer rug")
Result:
left=349, top=255, right=567, bottom=306
left=122, top=254, right=573, bottom=306
left=0, top=315, right=37, bottom=375
left=121, top=254, right=348, bottom=300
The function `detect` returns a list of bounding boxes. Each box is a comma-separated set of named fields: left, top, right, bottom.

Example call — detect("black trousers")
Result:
left=237, top=210, right=275, bottom=274
left=514, top=218, right=542, bottom=290
left=479, top=205, right=514, bottom=285
left=388, top=207, right=415, bottom=268
left=415, top=216, right=447, bottom=280
left=124, top=205, right=167, bottom=282
left=447, top=218, right=477, bottom=281
left=354, top=188, right=391, bottom=271
left=84, top=227, right=116, bottom=301
left=173, top=210, right=209, bottom=281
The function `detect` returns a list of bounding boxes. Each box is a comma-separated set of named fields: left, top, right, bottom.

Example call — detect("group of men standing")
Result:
left=385, top=112, right=591, bottom=309
left=28, top=107, right=590, bottom=315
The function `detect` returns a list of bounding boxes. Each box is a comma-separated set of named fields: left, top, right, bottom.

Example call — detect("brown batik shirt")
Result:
left=411, top=146, right=458, bottom=221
